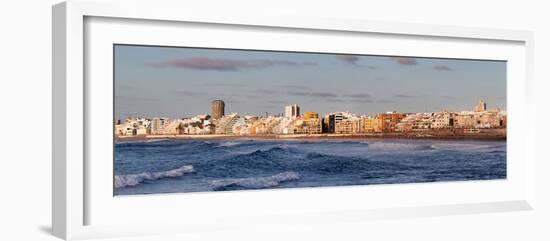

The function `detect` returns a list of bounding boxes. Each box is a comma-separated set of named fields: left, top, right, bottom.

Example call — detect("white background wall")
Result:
left=0, top=0, right=548, bottom=240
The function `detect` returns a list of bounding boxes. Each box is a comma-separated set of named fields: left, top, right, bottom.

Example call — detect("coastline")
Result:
left=115, top=129, right=506, bottom=142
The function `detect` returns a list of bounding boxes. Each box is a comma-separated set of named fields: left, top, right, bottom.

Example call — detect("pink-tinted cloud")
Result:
left=336, top=55, right=360, bottom=65
left=148, top=57, right=316, bottom=71
left=390, top=57, right=417, bottom=65
left=336, top=55, right=379, bottom=69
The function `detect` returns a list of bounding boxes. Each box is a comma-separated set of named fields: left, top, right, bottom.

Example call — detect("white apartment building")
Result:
left=433, top=112, right=455, bottom=129
left=284, top=104, right=300, bottom=118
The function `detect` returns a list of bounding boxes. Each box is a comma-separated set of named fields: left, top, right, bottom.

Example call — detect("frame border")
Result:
left=52, top=0, right=535, bottom=240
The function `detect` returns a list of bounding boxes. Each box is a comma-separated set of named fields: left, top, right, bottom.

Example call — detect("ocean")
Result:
left=114, top=138, right=506, bottom=195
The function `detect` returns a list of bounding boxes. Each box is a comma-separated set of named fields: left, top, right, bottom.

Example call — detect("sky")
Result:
left=114, top=45, right=506, bottom=120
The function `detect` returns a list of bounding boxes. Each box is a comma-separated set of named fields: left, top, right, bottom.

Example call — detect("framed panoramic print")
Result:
left=53, top=0, right=535, bottom=240
left=113, top=45, right=508, bottom=195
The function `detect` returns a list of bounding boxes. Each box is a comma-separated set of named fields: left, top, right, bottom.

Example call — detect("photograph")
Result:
left=113, top=44, right=507, bottom=195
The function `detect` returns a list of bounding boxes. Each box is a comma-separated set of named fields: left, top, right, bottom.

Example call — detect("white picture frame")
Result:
left=52, top=0, right=535, bottom=240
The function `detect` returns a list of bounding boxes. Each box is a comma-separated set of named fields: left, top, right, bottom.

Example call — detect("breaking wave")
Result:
left=209, top=171, right=301, bottom=191
left=114, top=165, right=194, bottom=188
left=429, top=143, right=504, bottom=151
left=366, top=142, right=434, bottom=151
left=114, top=138, right=506, bottom=194
left=217, top=141, right=242, bottom=147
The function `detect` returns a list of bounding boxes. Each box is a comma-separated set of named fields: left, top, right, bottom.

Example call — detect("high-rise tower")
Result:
left=211, top=100, right=225, bottom=119
left=284, top=104, right=300, bottom=118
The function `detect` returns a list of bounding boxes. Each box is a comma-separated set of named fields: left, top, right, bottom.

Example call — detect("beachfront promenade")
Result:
left=116, top=128, right=506, bottom=141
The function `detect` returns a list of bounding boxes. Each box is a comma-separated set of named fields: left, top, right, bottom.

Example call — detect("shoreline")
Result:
left=115, top=131, right=506, bottom=142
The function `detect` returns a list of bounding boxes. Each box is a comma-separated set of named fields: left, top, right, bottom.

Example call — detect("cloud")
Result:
left=336, top=55, right=360, bottom=65
left=310, top=92, right=338, bottom=98
left=285, top=91, right=310, bottom=96
left=279, top=84, right=311, bottom=90
left=287, top=91, right=311, bottom=96
left=204, top=83, right=244, bottom=87
left=287, top=91, right=338, bottom=98
left=390, top=57, right=417, bottom=65
left=376, top=100, right=396, bottom=103
left=172, top=90, right=206, bottom=96
left=345, top=93, right=371, bottom=99
left=394, top=94, right=416, bottom=98
left=148, top=57, right=316, bottom=71
left=350, top=99, right=373, bottom=103
left=345, top=93, right=372, bottom=103
left=433, top=65, right=453, bottom=71
left=335, top=55, right=378, bottom=69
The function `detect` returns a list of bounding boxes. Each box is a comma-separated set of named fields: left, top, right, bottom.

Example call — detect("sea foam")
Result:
left=114, top=165, right=194, bottom=188
left=209, top=171, right=301, bottom=191
left=367, top=142, right=434, bottom=151
left=218, top=141, right=242, bottom=147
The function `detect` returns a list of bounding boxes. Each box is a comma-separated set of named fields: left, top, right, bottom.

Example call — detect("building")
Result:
left=332, top=111, right=354, bottom=123
left=157, top=119, right=180, bottom=135
left=114, top=124, right=125, bottom=136
left=433, top=112, right=455, bottom=129
left=135, top=126, right=147, bottom=135
left=150, top=117, right=168, bottom=135
left=362, top=116, right=377, bottom=133
left=455, top=112, right=476, bottom=128
left=231, top=117, right=248, bottom=135
left=455, top=110, right=501, bottom=129
left=323, top=114, right=335, bottom=133
left=375, top=112, right=406, bottom=132
left=475, top=110, right=501, bottom=128
left=454, top=101, right=504, bottom=129
left=398, top=113, right=434, bottom=132
left=223, top=115, right=240, bottom=134
left=211, top=100, right=225, bottom=119
left=415, top=113, right=435, bottom=130
left=303, top=111, right=319, bottom=120
left=113, top=117, right=151, bottom=136
left=395, top=120, right=413, bottom=132
left=474, top=100, right=487, bottom=112
left=296, top=117, right=322, bottom=134
left=285, top=104, right=300, bottom=118
left=335, top=117, right=362, bottom=134
left=277, top=116, right=298, bottom=134
left=334, top=112, right=345, bottom=123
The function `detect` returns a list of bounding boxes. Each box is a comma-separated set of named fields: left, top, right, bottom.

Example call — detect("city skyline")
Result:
left=116, top=99, right=498, bottom=120
left=115, top=45, right=506, bottom=120
left=116, top=99, right=505, bottom=137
